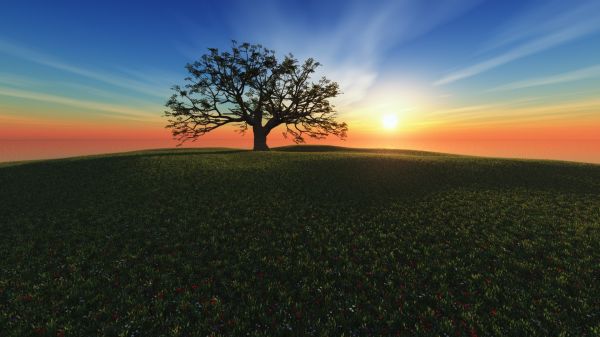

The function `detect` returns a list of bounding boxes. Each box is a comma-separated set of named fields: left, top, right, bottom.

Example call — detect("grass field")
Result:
left=0, top=146, right=598, bottom=336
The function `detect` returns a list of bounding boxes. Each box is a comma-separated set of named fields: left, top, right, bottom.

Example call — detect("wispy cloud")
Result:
left=0, top=39, right=169, bottom=98
left=446, top=100, right=600, bottom=127
left=0, top=87, right=158, bottom=120
left=422, top=98, right=600, bottom=128
left=488, top=64, right=600, bottom=92
left=177, top=0, right=482, bottom=107
left=482, top=0, right=598, bottom=53
left=434, top=0, right=600, bottom=86
left=0, top=72, right=165, bottom=111
left=424, top=97, right=542, bottom=119
left=0, top=72, right=47, bottom=87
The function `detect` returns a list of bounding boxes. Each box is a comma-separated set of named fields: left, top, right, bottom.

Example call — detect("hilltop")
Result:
left=0, top=146, right=598, bottom=336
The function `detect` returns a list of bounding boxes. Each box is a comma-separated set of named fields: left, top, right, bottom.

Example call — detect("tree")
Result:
left=165, top=42, right=348, bottom=151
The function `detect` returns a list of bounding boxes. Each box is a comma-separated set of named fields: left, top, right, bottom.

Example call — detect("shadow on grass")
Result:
left=0, top=146, right=447, bottom=169
left=0, top=148, right=250, bottom=169
left=273, top=145, right=450, bottom=156
left=122, top=148, right=249, bottom=157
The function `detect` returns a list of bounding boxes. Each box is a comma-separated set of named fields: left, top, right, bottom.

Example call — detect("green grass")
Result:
left=0, top=146, right=598, bottom=336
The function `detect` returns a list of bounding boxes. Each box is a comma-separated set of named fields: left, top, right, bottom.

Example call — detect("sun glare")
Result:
left=381, top=114, right=399, bottom=130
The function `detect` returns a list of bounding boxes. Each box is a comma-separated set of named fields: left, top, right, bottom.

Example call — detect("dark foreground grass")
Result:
left=0, top=147, right=598, bottom=336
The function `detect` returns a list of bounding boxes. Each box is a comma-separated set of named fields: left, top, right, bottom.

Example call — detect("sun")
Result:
left=381, top=113, right=399, bottom=130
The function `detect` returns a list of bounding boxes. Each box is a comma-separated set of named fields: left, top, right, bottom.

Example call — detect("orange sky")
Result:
left=2, top=1, right=600, bottom=164
left=1, top=115, right=598, bottom=163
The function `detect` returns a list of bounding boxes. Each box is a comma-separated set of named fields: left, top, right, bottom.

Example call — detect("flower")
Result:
left=33, top=327, right=47, bottom=335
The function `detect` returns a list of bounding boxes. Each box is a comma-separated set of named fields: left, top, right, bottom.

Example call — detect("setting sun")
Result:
left=381, top=114, right=399, bottom=130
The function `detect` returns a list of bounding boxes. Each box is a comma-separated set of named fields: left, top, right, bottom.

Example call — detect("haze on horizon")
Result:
left=1, top=0, right=599, bottom=163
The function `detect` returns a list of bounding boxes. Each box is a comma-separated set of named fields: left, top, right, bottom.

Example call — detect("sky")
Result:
left=1, top=0, right=599, bottom=163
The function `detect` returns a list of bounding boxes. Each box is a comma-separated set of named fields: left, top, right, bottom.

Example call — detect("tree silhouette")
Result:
left=165, top=42, right=348, bottom=151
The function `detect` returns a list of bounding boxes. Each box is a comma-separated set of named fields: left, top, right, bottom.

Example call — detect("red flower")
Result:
left=191, top=284, right=199, bottom=290
left=157, top=291, right=165, bottom=300
left=33, top=327, right=47, bottom=335
left=490, top=308, right=497, bottom=316
left=175, top=287, right=185, bottom=294
left=469, top=327, right=478, bottom=337
left=56, top=328, right=66, bottom=337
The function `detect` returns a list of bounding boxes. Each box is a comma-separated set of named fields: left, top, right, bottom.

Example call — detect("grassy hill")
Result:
left=0, top=146, right=598, bottom=336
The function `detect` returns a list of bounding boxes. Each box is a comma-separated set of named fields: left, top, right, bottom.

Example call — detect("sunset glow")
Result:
left=381, top=114, right=399, bottom=130
left=1, top=1, right=599, bottom=163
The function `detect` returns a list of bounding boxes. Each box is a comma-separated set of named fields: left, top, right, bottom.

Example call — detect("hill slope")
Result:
left=1, top=147, right=599, bottom=336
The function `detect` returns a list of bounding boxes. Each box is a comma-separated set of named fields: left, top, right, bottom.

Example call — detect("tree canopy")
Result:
left=165, top=42, right=347, bottom=150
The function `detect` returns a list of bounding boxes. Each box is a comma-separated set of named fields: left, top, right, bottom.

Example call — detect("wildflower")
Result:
left=21, top=294, right=33, bottom=302
left=33, top=327, right=47, bottom=335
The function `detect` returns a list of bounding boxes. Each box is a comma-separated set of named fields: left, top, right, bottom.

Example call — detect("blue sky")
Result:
left=1, top=0, right=600, bottom=161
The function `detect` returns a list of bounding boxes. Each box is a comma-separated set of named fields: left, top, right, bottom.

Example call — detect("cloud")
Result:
left=423, top=98, right=600, bottom=128
left=434, top=0, right=600, bottom=86
left=0, top=39, right=168, bottom=98
left=482, top=0, right=598, bottom=52
left=0, top=87, right=158, bottom=120
left=424, top=97, right=542, bottom=119
left=0, top=72, right=165, bottom=112
left=177, top=0, right=482, bottom=108
left=488, top=64, right=600, bottom=92
left=452, top=100, right=600, bottom=127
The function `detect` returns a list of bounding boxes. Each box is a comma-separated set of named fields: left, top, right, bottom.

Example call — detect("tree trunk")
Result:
left=252, top=125, right=269, bottom=151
